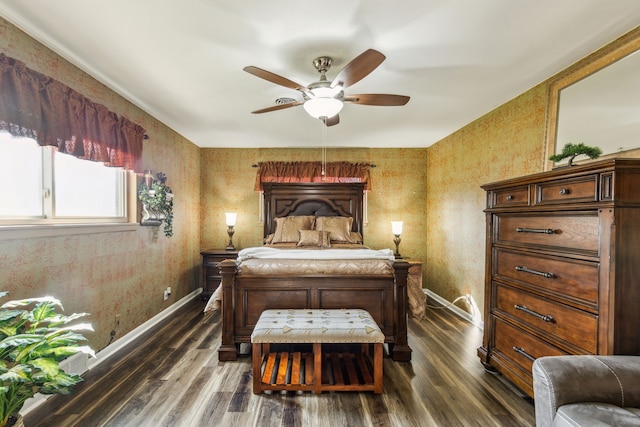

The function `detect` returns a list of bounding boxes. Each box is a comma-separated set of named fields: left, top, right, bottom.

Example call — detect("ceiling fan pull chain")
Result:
left=321, top=118, right=327, bottom=178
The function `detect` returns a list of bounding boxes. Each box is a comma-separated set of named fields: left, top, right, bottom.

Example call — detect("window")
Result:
left=53, top=150, right=126, bottom=218
left=0, top=131, right=129, bottom=224
left=0, top=133, right=43, bottom=217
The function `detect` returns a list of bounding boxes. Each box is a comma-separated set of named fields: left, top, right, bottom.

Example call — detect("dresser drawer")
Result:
left=203, top=253, right=238, bottom=265
left=494, top=248, right=598, bottom=308
left=494, top=283, right=597, bottom=353
left=489, top=185, right=530, bottom=208
left=535, top=174, right=598, bottom=205
left=493, top=317, right=567, bottom=375
left=494, top=212, right=599, bottom=254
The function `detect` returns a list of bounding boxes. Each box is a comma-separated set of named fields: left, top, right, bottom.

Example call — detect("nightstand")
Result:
left=404, top=259, right=426, bottom=320
left=200, top=249, right=239, bottom=301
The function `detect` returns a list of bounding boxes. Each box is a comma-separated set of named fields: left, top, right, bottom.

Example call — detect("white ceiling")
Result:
left=1, top=1, right=639, bottom=148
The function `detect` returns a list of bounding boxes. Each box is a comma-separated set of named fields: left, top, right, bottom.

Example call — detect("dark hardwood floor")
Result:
left=25, top=298, right=535, bottom=426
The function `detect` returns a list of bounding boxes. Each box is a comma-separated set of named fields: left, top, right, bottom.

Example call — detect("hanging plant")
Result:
left=138, top=174, right=173, bottom=237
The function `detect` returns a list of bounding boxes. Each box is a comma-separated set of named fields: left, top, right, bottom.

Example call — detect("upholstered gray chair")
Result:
left=532, top=355, right=640, bottom=426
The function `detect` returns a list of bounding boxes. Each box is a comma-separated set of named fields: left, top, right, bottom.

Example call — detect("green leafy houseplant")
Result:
left=0, top=292, right=95, bottom=427
left=549, top=142, right=602, bottom=167
left=138, top=181, right=174, bottom=237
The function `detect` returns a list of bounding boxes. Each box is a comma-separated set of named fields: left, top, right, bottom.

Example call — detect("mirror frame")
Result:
left=544, top=26, right=640, bottom=171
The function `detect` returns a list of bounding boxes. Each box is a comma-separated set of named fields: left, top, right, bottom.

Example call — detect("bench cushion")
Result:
left=251, top=309, right=384, bottom=344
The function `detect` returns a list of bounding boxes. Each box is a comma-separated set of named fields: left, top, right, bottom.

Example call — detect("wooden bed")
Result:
left=217, top=182, right=412, bottom=362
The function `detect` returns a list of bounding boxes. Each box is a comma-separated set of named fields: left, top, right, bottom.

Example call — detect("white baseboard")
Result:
left=87, top=288, right=202, bottom=371
left=425, top=289, right=484, bottom=330
left=21, top=288, right=202, bottom=416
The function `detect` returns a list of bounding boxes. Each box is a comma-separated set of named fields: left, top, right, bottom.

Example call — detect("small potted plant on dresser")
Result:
left=549, top=142, right=602, bottom=167
left=0, top=292, right=95, bottom=427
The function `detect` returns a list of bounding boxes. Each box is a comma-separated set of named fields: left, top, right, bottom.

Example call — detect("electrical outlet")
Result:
left=163, top=287, right=172, bottom=300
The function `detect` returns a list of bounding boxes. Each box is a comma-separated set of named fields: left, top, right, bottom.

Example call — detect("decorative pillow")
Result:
left=320, top=230, right=332, bottom=248
left=264, top=233, right=274, bottom=244
left=271, top=216, right=315, bottom=244
left=314, top=216, right=354, bottom=243
left=296, top=230, right=331, bottom=248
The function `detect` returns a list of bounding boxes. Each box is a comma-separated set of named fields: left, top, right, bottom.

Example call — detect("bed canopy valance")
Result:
left=253, top=161, right=372, bottom=191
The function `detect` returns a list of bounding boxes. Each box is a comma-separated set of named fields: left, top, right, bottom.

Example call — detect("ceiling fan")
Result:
left=243, top=49, right=410, bottom=126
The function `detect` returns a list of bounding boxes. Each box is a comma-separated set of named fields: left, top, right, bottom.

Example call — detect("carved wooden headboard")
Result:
left=262, top=182, right=366, bottom=238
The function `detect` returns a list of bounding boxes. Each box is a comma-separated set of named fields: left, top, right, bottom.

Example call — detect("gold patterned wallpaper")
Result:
left=200, top=148, right=428, bottom=259
left=426, top=86, right=548, bottom=317
left=0, top=17, right=201, bottom=351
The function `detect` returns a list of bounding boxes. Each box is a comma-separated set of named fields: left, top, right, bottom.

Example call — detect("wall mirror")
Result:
left=544, top=26, right=640, bottom=170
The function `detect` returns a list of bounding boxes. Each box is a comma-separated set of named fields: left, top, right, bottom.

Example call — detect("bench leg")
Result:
left=252, top=343, right=262, bottom=394
left=373, top=343, right=383, bottom=394
left=313, top=343, right=322, bottom=394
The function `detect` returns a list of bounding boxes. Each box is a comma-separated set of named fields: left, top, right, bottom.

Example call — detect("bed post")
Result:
left=218, top=259, right=239, bottom=361
left=392, top=259, right=412, bottom=361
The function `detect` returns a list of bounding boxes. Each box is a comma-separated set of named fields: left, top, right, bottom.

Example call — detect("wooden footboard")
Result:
left=218, top=258, right=412, bottom=362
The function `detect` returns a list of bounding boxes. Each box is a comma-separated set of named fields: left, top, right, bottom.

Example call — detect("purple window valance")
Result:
left=0, top=53, right=145, bottom=171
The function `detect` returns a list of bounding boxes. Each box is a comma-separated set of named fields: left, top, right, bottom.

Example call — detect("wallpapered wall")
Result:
left=200, top=148, right=428, bottom=261
left=0, top=18, right=202, bottom=351
left=425, top=28, right=640, bottom=320
left=426, top=86, right=548, bottom=319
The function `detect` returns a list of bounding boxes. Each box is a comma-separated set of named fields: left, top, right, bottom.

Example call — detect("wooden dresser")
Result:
left=405, top=259, right=426, bottom=320
left=477, top=159, right=640, bottom=397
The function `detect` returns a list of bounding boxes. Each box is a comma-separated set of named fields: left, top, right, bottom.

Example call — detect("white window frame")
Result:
left=0, top=134, right=138, bottom=239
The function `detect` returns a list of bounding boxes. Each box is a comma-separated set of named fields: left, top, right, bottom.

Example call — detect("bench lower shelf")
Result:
left=252, top=343, right=383, bottom=394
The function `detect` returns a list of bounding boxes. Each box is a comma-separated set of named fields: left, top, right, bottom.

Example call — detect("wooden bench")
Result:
left=251, top=309, right=384, bottom=394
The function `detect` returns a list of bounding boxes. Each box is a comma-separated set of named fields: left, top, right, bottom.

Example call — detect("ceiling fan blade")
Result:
left=344, top=94, right=410, bottom=106
left=243, top=66, right=310, bottom=94
left=250, top=101, right=303, bottom=114
left=330, top=49, right=386, bottom=89
left=323, top=115, right=340, bottom=126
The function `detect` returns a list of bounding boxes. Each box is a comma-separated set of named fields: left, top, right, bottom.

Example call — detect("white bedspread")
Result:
left=236, top=246, right=395, bottom=262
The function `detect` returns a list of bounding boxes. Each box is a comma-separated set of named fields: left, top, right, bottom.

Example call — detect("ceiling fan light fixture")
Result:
left=244, top=49, right=408, bottom=124
left=303, top=97, right=343, bottom=119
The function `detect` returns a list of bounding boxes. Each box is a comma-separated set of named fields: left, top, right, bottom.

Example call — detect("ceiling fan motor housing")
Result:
left=313, top=56, right=333, bottom=74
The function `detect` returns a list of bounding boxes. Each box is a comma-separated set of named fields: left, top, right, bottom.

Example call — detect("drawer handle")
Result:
left=515, top=265, right=555, bottom=279
left=512, top=346, right=536, bottom=362
left=514, top=304, right=555, bottom=323
left=516, top=227, right=555, bottom=234
left=506, top=195, right=514, bottom=201
left=559, top=188, right=570, bottom=195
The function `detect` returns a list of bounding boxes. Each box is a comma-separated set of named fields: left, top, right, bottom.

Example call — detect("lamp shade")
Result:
left=225, top=212, right=237, bottom=226
left=391, top=221, right=403, bottom=235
